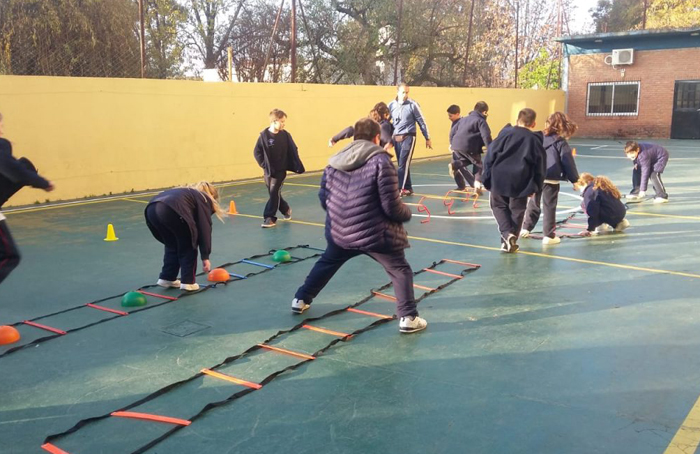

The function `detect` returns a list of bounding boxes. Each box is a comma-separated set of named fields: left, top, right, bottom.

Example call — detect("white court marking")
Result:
left=410, top=184, right=582, bottom=221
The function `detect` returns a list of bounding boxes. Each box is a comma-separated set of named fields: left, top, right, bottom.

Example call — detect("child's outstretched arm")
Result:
left=0, top=140, right=52, bottom=190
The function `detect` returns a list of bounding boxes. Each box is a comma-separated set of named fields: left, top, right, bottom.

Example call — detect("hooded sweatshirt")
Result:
left=320, top=140, right=411, bottom=252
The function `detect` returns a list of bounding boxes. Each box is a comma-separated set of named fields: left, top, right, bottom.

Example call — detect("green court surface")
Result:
left=1, top=139, right=700, bottom=454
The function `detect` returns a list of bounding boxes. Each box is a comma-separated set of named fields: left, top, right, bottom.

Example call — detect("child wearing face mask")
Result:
left=574, top=173, right=629, bottom=236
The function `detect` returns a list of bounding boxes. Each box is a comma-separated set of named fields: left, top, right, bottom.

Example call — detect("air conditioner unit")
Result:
left=612, top=48, right=634, bottom=65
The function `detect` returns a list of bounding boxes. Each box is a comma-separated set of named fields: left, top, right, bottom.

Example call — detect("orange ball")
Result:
left=0, top=325, right=21, bottom=345
left=207, top=268, right=230, bottom=283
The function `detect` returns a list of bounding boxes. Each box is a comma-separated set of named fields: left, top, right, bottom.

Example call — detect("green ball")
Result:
left=121, top=291, right=148, bottom=307
left=272, top=250, right=291, bottom=263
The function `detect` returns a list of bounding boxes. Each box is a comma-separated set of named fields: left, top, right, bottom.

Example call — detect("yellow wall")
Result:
left=0, top=75, right=564, bottom=206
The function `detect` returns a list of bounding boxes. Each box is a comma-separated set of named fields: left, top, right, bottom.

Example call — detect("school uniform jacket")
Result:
left=482, top=126, right=546, bottom=198
left=320, top=139, right=411, bottom=252
left=145, top=188, right=214, bottom=259
left=253, top=129, right=305, bottom=176
left=450, top=111, right=492, bottom=156
left=543, top=134, right=579, bottom=183
left=581, top=184, right=626, bottom=231
left=635, top=142, right=669, bottom=192
left=0, top=138, right=50, bottom=209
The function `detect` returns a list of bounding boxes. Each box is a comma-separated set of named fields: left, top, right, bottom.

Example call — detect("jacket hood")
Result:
left=328, top=139, right=389, bottom=171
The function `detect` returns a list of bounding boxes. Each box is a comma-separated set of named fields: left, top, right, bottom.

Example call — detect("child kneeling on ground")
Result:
left=575, top=173, right=629, bottom=236
left=145, top=182, right=225, bottom=292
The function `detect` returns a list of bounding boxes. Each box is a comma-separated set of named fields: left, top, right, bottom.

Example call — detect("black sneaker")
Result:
left=261, top=218, right=276, bottom=228
left=282, top=208, right=292, bottom=220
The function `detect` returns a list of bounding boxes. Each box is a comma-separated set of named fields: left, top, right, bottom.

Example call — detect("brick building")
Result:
left=557, top=28, right=700, bottom=139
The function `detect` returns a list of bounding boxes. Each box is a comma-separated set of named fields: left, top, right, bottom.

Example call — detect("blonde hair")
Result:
left=190, top=181, right=226, bottom=221
left=574, top=173, right=621, bottom=199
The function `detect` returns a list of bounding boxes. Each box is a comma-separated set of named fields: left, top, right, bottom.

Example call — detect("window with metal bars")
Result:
left=586, top=81, right=640, bottom=116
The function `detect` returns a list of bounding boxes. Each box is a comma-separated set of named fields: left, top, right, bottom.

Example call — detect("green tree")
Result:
left=647, top=0, right=700, bottom=28
left=145, top=0, right=188, bottom=78
left=590, top=0, right=643, bottom=32
left=518, top=48, right=560, bottom=89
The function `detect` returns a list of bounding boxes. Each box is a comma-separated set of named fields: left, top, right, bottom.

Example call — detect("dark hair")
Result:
left=544, top=111, right=577, bottom=139
left=269, top=109, right=287, bottom=120
left=447, top=105, right=461, bottom=115
left=624, top=141, right=640, bottom=153
left=374, top=102, right=390, bottom=119
left=517, top=108, right=537, bottom=127
left=397, top=82, right=408, bottom=90
left=474, top=101, right=489, bottom=113
left=354, top=118, right=381, bottom=142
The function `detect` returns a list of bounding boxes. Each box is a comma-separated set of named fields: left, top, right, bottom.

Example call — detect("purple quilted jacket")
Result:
left=319, top=140, right=411, bottom=252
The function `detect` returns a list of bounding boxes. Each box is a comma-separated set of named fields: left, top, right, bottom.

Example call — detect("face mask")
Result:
left=627, top=154, right=636, bottom=161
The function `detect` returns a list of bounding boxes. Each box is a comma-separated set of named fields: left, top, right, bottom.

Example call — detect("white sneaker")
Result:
left=180, top=283, right=200, bottom=292
left=653, top=197, right=669, bottom=204
left=506, top=234, right=519, bottom=253
left=448, top=163, right=455, bottom=178
left=399, top=315, right=428, bottom=334
left=291, top=298, right=310, bottom=314
left=595, top=224, right=612, bottom=235
left=157, top=279, right=181, bottom=288
left=542, top=236, right=561, bottom=245
left=520, top=229, right=531, bottom=238
left=283, top=208, right=292, bottom=220
left=614, top=219, right=630, bottom=232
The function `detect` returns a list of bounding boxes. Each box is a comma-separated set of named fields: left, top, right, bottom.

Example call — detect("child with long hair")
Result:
left=575, top=173, right=629, bottom=236
left=145, top=182, right=225, bottom=291
left=521, top=111, right=580, bottom=245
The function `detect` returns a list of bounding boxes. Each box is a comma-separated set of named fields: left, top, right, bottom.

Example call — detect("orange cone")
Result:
left=228, top=200, right=238, bottom=215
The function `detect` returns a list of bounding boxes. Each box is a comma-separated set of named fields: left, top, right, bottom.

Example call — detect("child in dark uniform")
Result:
left=575, top=173, right=629, bottom=235
left=624, top=141, right=669, bottom=203
left=482, top=108, right=546, bottom=253
left=0, top=112, right=55, bottom=286
left=253, top=109, right=305, bottom=228
left=145, top=182, right=224, bottom=291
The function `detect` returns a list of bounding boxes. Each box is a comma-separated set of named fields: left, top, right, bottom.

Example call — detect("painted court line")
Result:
left=664, top=393, right=700, bottom=454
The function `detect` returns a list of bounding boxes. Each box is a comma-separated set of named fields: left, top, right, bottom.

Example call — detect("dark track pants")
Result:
left=294, top=241, right=419, bottom=318
left=489, top=193, right=528, bottom=243
left=451, top=151, right=483, bottom=189
left=0, top=220, right=20, bottom=286
left=145, top=203, right=198, bottom=284
left=394, top=135, right=416, bottom=192
left=264, top=172, right=290, bottom=221
left=631, top=166, right=668, bottom=199
left=522, top=183, right=560, bottom=238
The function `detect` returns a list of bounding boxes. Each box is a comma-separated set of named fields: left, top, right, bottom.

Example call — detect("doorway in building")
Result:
left=671, top=80, right=700, bottom=139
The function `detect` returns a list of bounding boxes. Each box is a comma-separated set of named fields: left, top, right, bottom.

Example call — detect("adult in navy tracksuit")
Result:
left=389, top=83, right=432, bottom=195
left=291, top=118, right=427, bottom=334
left=482, top=108, right=545, bottom=253
left=578, top=175, right=628, bottom=234
left=522, top=112, right=579, bottom=244
left=449, top=102, right=492, bottom=191
left=253, top=109, right=306, bottom=228
left=145, top=183, right=223, bottom=292
left=0, top=114, right=54, bottom=286
left=624, top=141, right=669, bottom=203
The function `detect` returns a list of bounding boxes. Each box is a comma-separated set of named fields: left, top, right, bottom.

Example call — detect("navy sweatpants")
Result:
left=294, top=241, right=419, bottom=318
left=394, top=135, right=416, bottom=192
left=264, top=172, right=290, bottom=221
left=522, top=183, right=560, bottom=238
left=451, top=151, right=483, bottom=189
left=0, top=220, right=20, bottom=286
left=145, top=203, right=198, bottom=284
left=489, top=193, right=528, bottom=243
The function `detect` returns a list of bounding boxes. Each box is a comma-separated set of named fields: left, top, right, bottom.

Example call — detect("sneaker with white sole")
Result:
left=653, top=197, right=669, bottom=204
left=291, top=298, right=310, bottom=314
left=261, top=218, right=276, bottom=228
left=520, top=229, right=531, bottom=238
left=542, top=236, right=561, bottom=245
left=595, top=224, right=612, bottom=235
left=283, top=208, right=292, bottom=220
left=399, top=315, right=428, bottom=333
left=180, top=283, right=200, bottom=292
left=506, top=233, right=519, bottom=253
left=157, top=279, right=181, bottom=288
left=614, top=219, right=630, bottom=232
